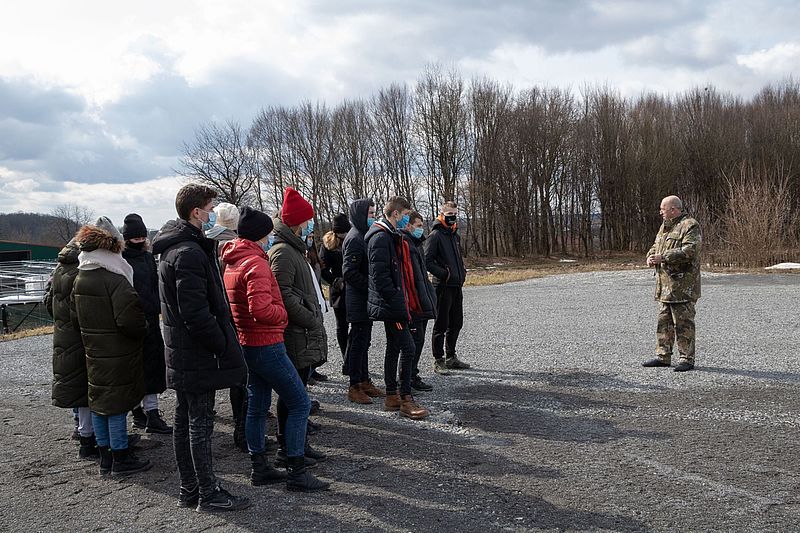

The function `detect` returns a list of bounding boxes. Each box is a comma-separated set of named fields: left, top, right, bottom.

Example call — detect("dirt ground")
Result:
left=1, top=270, right=798, bottom=532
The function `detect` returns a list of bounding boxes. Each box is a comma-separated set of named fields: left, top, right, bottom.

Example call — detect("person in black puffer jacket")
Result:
left=342, top=199, right=385, bottom=404
left=121, top=213, right=171, bottom=435
left=425, top=200, right=470, bottom=374
left=319, top=213, right=351, bottom=373
left=365, top=197, right=429, bottom=421
left=151, top=184, right=249, bottom=513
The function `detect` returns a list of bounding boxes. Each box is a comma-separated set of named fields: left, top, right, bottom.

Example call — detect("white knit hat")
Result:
left=214, top=202, right=240, bottom=230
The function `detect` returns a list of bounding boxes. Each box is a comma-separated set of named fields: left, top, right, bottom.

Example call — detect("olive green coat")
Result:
left=267, top=218, right=328, bottom=370
left=647, top=213, right=702, bottom=303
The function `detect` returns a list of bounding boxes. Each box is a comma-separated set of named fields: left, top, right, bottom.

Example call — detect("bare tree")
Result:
left=51, top=204, right=95, bottom=244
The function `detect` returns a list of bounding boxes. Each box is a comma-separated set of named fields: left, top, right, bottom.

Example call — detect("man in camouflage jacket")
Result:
left=642, top=195, right=701, bottom=372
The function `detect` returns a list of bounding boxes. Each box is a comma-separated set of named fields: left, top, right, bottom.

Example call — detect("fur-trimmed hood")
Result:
left=77, top=224, right=124, bottom=254
left=76, top=225, right=133, bottom=286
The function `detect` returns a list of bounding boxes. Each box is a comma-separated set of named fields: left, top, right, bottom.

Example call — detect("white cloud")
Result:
left=737, top=42, right=800, bottom=75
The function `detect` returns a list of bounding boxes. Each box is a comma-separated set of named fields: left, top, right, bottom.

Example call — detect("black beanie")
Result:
left=238, top=206, right=273, bottom=242
left=332, top=213, right=351, bottom=233
left=122, top=213, right=148, bottom=240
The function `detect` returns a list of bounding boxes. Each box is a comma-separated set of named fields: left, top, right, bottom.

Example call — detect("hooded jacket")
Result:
left=45, top=240, right=88, bottom=409
left=406, top=232, right=437, bottom=321
left=122, top=245, right=167, bottom=395
left=365, top=220, right=410, bottom=322
left=425, top=219, right=467, bottom=287
left=342, top=199, right=373, bottom=322
left=152, top=219, right=246, bottom=392
left=267, top=217, right=328, bottom=370
left=71, top=226, right=147, bottom=416
left=221, top=238, right=288, bottom=347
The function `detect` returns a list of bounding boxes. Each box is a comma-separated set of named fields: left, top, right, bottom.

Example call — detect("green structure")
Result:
left=0, top=240, right=61, bottom=262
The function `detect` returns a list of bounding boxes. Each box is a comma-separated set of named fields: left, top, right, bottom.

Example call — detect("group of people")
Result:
left=46, top=183, right=472, bottom=513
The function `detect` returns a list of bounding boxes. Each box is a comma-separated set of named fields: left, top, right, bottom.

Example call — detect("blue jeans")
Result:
left=243, top=343, right=310, bottom=457
left=91, top=412, right=128, bottom=450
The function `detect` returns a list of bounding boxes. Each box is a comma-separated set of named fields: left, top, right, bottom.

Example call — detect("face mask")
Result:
left=396, top=214, right=410, bottom=229
left=366, top=217, right=375, bottom=227
left=301, top=220, right=314, bottom=238
left=444, top=214, right=457, bottom=226
left=261, top=236, right=274, bottom=253
left=126, top=241, right=146, bottom=251
left=200, top=209, right=217, bottom=232
left=412, top=227, right=424, bottom=239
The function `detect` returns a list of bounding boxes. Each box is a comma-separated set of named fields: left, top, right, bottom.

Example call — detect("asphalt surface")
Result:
left=1, top=269, right=799, bottom=532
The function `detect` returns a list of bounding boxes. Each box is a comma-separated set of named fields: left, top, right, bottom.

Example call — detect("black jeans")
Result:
left=410, top=319, right=428, bottom=379
left=333, top=305, right=349, bottom=359
left=383, top=321, right=416, bottom=396
left=432, top=285, right=464, bottom=359
left=346, top=321, right=373, bottom=386
left=174, top=390, right=217, bottom=498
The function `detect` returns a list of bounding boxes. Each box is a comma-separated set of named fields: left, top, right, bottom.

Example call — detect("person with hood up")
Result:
left=342, top=198, right=385, bottom=404
left=221, top=206, right=330, bottom=492
left=151, top=184, right=250, bottom=512
left=71, top=217, right=151, bottom=476
left=121, top=213, right=172, bottom=435
left=267, top=187, right=328, bottom=467
left=45, top=237, right=98, bottom=459
left=365, top=197, right=429, bottom=420
left=319, top=213, right=351, bottom=374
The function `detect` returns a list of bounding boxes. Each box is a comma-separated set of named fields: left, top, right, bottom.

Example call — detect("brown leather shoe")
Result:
left=384, top=393, right=402, bottom=411
left=360, top=381, right=386, bottom=398
left=348, top=385, right=373, bottom=404
left=400, top=395, right=429, bottom=420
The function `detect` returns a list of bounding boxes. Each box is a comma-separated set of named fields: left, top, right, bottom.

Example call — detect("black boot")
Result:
left=232, top=395, right=249, bottom=452
left=78, top=435, right=99, bottom=459
left=110, top=448, right=152, bottom=477
left=304, top=438, right=327, bottom=462
left=286, top=456, right=330, bottom=492
left=250, top=451, right=288, bottom=486
left=275, top=435, right=317, bottom=468
left=145, top=409, right=173, bottom=434
left=131, top=406, right=147, bottom=429
left=98, top=446, right=112, bottom=475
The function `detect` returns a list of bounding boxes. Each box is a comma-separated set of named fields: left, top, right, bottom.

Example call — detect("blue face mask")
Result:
left=261, top=235, right=274, bottom=253
left=396, top=214, right=410, bottom=230
left=366, top=217, right=375, bottom=227
left=201, top=209, right=216, bottom=232
left=412, top=227, right=424, bottom=239
left=301, top=219, right=314, bottom=239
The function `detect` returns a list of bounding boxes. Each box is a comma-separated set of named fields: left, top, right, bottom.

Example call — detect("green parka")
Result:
left=45, top=240, right=88, bottom=408
left=647, top=213, right=702, bottom=303
left=71, top=225, right=147, bottom=416
left=267, top=218, right=328, bottom=370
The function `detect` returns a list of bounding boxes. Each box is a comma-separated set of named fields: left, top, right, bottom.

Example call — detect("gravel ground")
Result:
left=1, top=269, right=799, bottom=532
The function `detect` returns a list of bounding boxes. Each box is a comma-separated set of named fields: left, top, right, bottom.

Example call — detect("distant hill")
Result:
left=0, top=212, right=68, bottom=247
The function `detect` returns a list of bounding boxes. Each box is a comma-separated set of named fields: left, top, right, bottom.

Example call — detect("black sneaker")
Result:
left=145, top=409, right=173, bottom=434
left=196, top=484, right=251, bottom=513
left=411, top=378, right=433, bottom=392
left=131, top=406, right=147, bottom=429
left=311, top=370, right=328, bottom=382
left=445, top=356, right=471, bottom=369
left=674, top=361, right=695, bottom=372
left=177, top=485, right=199, bottom=508
left=642, top=358, right=671, bottom=368
left=433, top=359, right=451, bottom=376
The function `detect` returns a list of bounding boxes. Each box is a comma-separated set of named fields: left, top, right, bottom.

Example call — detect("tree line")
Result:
left=179, top=65, right=800, bottom=266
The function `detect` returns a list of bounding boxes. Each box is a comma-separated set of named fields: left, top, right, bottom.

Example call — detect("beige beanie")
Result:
left=214, top=203, right=240, bottom=230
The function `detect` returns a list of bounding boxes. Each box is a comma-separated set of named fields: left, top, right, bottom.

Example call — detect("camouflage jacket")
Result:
left=646, top=213, right=702, bottom=303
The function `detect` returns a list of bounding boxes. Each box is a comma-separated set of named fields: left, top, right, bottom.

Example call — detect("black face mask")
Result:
left=444, top=215, right=457, bottom=226
left=126, top=241, right=146, bottom=251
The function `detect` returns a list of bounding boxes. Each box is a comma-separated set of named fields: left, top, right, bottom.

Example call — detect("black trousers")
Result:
left=346, top=321, right=373, bottom=386
left=174, top=390, right=217, bottom=498
left=333, top=305, right=349, bottom=359
left=431, top=285, right=464, bottom=359
left=410, top=319, right=428, bottom=379
left=384, top=321, right=416, bottom=396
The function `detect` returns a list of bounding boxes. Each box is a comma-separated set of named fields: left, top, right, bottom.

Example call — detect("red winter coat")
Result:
left=221, top=238, right=288, bottom=347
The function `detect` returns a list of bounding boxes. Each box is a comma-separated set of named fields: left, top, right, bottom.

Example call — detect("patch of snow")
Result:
left=765, top=262, right=800, bottom=270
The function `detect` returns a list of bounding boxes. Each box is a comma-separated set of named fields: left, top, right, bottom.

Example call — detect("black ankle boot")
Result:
left=286, top=456, right=330, bottom=492
left=304, top=438, right=327, bottom=462
left=131, top=406, right=147, bottom=429
left=145, top=409, right=173, bottom=434
left=275, top=435, right=317, bottom=468
left=98, top=446, right=112, bottom=475
left=250, top=451, right=287, bottom=486
left=78, top=435, right=99, bottom=459
left=111, top=448, right=152, bottom=477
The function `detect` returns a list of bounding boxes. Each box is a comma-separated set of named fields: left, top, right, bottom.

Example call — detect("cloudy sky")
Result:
left=1, top=0, right=799, bottom=229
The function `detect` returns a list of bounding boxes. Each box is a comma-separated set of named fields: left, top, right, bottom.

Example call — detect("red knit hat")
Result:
left=281, top=187, right=314, bottom=227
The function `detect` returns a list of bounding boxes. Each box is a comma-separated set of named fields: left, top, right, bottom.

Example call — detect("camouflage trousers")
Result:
left=655, top=301, right=696, bottom=364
